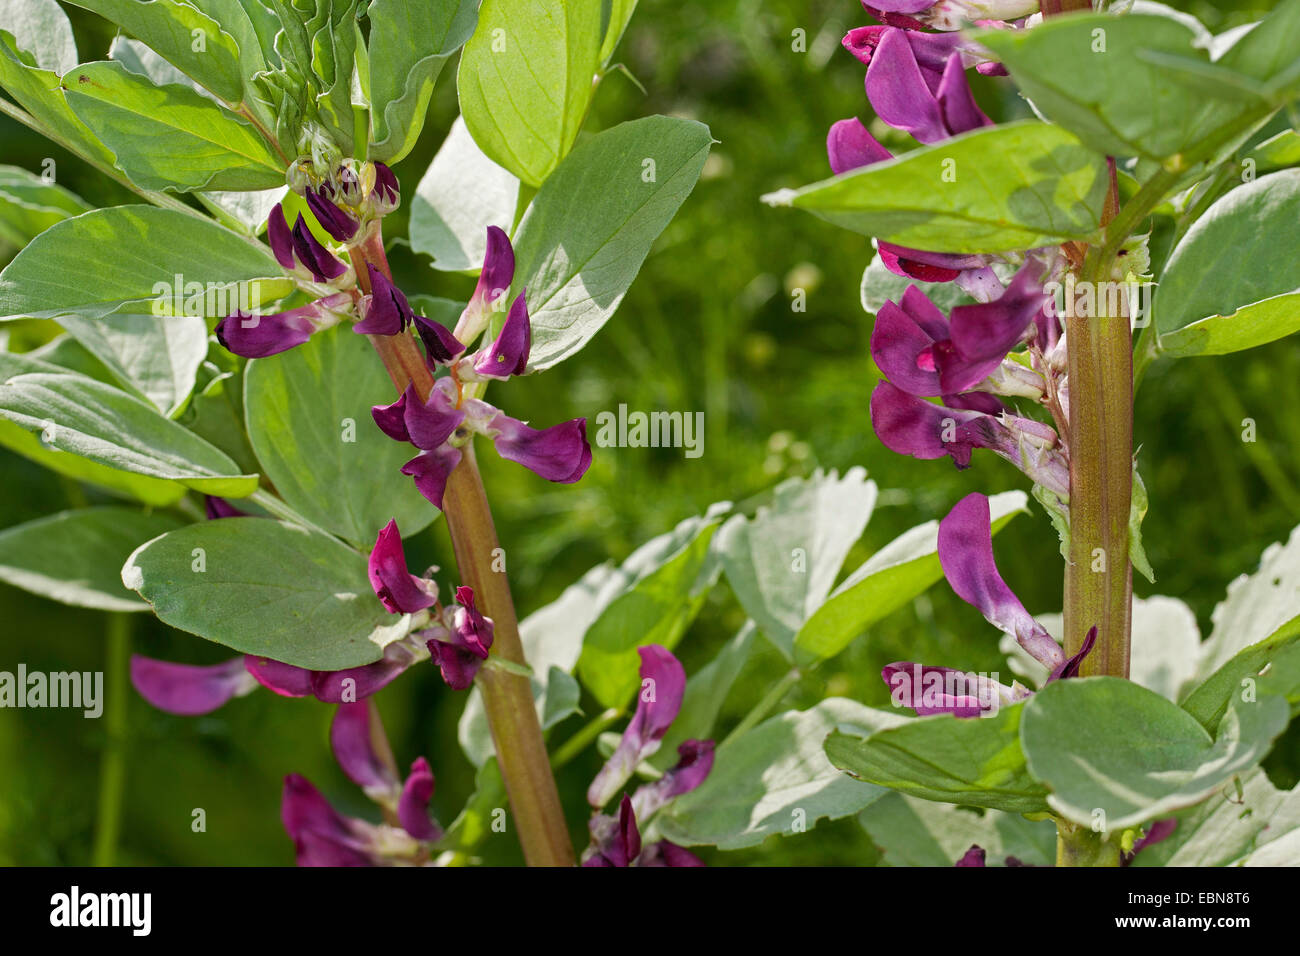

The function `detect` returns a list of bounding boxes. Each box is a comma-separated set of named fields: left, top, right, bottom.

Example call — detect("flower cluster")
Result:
left=216, top=158, right=401, bottom=359
left=883, top=492, right=1095, bottom=717
left=582, top=646, right=714, bottom=867
left=367, top=226, right=591, bottom=509
left=129, top=514, right=497, bottom=716
left=955, top=818, right=1175, bottom=866
left=282, top=701, right=444, bottom=866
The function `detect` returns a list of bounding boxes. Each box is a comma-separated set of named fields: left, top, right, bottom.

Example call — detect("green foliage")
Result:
left=122, top=517, right=409, bottom=670
left=765, top=122, right=1110, bottom=253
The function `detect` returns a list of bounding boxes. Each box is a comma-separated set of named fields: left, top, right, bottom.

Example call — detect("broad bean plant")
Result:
left=0, top=0, right=1298, bottom=868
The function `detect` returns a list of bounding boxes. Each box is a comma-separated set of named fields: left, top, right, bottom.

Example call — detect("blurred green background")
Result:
left=1, top=0, right=1295, bottom=866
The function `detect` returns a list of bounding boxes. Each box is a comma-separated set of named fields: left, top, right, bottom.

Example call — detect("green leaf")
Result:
left=1020, top=676, right=1289, bottom=830
left=56, top=313, right=209, bottom=417
left=457, top=0, right=603, bottom=187
left=973, top=14, right=1278, bottom=165
left=0, top=205, right=291, bottom=321
left=1252, top=129, right=1300, bottom=171
left=243, top=324, right=437, bottom=546
left=717, top=468, right=876, bottom=660
left=366, top=0, right=477, bottom=163
left=826, top=701, right=1049, bottom=814
left=1130, top=768, right=1296, bottom=867
left=0, top=507, right=184, bottom=611
left=409, top=116, right=520, bottom=272
left=1, top=0, right=78, bottom=74
left=122, top=517, right=409, bottom=670
left=598, top=0, right=637, bottom=65
left=859, top=791, right=1056, bottom=867
left=511, top=115, right=712, bottom=368
left=0, top=31, right=116, bottom=166
left=0, top=351, right=257, bottom=496
left=63, top=61, right=284, bottom=192
left=0, top=163, right=93, bottom=248
left=435, top=757, right=507, bottom=855
left=65, top=0, right=250, bottom=103
left=1155, top=170, right=1300, bottom=357
left=793, top=489, right=1026, bottom=663
left=763, top=122, right=1109, bottom=254
left=654, top=699, right=900, bottom=850
left=576, top=502, right=729, bottom=709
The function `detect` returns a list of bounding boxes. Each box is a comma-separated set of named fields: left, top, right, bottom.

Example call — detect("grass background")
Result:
left=1, top=0, right=1295, bottom=865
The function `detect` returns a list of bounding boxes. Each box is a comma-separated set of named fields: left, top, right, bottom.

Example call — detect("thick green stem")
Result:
left=1056, top=819, right=1121, bottom=867
left=1063, top=256, right=1133, bottom=677
left=92, top=613, right=130, bottom=866
left=353, top=234, right=574, bottom=866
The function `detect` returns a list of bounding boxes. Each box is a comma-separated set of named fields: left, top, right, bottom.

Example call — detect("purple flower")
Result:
left=267, top=204, right=349, bottom=284
left=881, top=493, right=1098, bottom=718
left=414, top=314, right=466, bottom=365
left=203, top=496, right=247, bottom=519
left=629, top=740, right=716, bottom=820
left=306, top=183, right=359, bottom=242
left=582, top=794, right=705, bottom=867
left=308, top=640, right=426, bottom=703
left=330, top=700, right=401, bottom=807
left=215, top=292, right=351, bottom=358
left=397, top=757, right=442, bottom=842
left=353, top=264, right=414, bottom=335
left=865, top=31, right=991, bottom=145
left=863, top=0, right=1039, bottom=32
left=367, top=519, right=438, bottom=615
left=955, top=844, right=1030, bottom=866
left=587, top=645, right=688, bottom=808
left=869, top=381, right=1069, bottom=497
left=423, top=586, right=494, bottom=690
left=471, top=291, right=531, bottom=379
left=870, top=271, right=1049, bottom=402
left=282, top=706, right=443, bottom=866
left=129, top=655, right=257, bottom=716
left=373, top=378, right=590, bottom=510
left=453, top=225, right=516, bottom=344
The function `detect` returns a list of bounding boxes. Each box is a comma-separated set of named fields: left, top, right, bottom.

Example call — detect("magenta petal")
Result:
left=452, top=586, right=494, bottom=659
left=311, top=643, right=420, bottom=703
left=870, top=380, right=979, bottom=466
left=204, top=496, right=247, bottom=519
left=244, top=655, right=315, bottom=697
left=1049, top=625, right=1098, bottom=682
left=306, top=186, right=358, bottom=242
left=871, top=296, right=944, bottom=396
left=935, top=53, right=992, bottom=136
left=414, top=314, right=466, bottom=365
left=281, top=774, right=374, bottom=866
left=866, top=29, right=945, bottom=144
left=368, top=519, right=437, bottom=614
left=291, top=214, right=346, bottom=282
left=372, top=387, right=413, bottom=443
left=397, top=757, right=443, bottom=842
left=216, top=306, right=318, bottom=358
left=354, top=264, right=412, bottom=335
left=640, top=841, right=706, bottom=867
left=473, top=291, right=531, bottom=378
left=881, top=661, right=1004, bottom=717
left=827, top=117, right=893, bottom=174
left=130, top=655, right=252, bottom=715
left=330, top=701, right=400, bottom=799
left=470, top=225, right=515, bottom=314
left=631, top=739, right=716, bottom=820
left=955, top=845, right=987, bottom=867
left=403, top=381, right=466, bottom=451
left=877, top=242, right=961, bottom=283
left=587, top=645, right=687, bottom=808
left=267, top=203, right=295, bottom=270
left=489, top=414, right=591, bottom=483
left=426, top=637, right=483, bottom=690
left=938, top=494, right=1065, bottom=671
left=869, top=0, right=941, bottom=13
left=402, top=445, right=462, bottom=510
